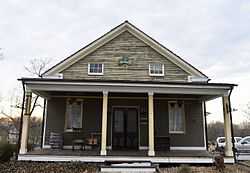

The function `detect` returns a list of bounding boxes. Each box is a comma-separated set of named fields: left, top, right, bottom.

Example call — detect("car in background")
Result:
left=216, top=137, right=243, bottom=149
left=235, top=136, right=250, bottom=152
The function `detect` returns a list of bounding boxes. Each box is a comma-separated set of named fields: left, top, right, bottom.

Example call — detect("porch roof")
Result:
left=18, top=78, right=236, bottom=101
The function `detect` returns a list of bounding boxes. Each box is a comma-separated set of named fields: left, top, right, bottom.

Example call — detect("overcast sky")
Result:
left=0, top=0, right=250, bottom=124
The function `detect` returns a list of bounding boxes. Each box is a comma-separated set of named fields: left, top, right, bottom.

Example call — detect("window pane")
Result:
left=169, top=103, right=184, bottom=133
left=89, top=64, right=103, bottom=74
left=66, top=100, right=82, bottom=130
left=150, top=64, right=163, bottom=75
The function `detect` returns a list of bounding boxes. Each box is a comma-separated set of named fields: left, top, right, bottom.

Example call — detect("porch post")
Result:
left=19, top=91, right=32, bottom=154
left=101, top=91, right=108, bottom=156
left=222, top=95, right=233, bottom=156
left=148, top=92, right=155, bottom=156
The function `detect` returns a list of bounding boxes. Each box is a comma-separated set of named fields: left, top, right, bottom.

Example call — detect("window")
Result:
left=88, top=63, right=103, bottom=75
left=65, top=99, right=83, bottom=131
left=149, top=64, right=164, bottom=76
left=168, top=101, right=185, bottom=134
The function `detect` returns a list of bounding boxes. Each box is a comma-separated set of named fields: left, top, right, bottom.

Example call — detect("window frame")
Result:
left=148, top=64, right=164, bottom=76
left=88, top=63, right=104, bottom=75
left=64, top=98, right=83, bottom=132
left=168, top=101, right=186, bottom=134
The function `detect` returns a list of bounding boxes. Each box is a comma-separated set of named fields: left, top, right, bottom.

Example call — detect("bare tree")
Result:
left=243, top=102, right=250, bottom=121
left=207, top=121, right=224, bottom=142
left=0, top=58, right=52, bottom=147
left=24, top=58, right=52, bottom=77
left=0, top=48, right=4, bottom=60
left=22, top=58, right=52, bottom=116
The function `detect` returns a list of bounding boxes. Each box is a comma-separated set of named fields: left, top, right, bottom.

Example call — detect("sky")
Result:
left=0, top=0, right=250, bottom=124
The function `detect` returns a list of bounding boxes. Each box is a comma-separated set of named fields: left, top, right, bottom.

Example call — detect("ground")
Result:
left=0, top=161, right=249, bottom=173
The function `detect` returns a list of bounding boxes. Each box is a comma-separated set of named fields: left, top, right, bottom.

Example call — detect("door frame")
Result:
left=111, top=106, right=140, bottom=150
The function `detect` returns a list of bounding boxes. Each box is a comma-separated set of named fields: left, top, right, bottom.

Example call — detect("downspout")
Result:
left=17, top=80, right=25, bottom=158
left=228, top=85, right=236, bottom=162
left=40, top=99, right=46, bottom=149
left=203, top=102, right=208, bottom=150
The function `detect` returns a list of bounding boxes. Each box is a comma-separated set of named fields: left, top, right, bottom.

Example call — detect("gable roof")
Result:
left=42, top=21, right=208, bottom=78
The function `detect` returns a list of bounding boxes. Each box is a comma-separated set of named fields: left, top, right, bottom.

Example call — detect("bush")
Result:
left=0, top=140, right=14, bottom=162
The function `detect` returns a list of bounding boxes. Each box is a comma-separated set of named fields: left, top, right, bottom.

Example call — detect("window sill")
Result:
left=149, top=74, right=164, bottom=77
left=88, top=73, right=104, bottom=76
left=169, top=131, right=185, bottom=134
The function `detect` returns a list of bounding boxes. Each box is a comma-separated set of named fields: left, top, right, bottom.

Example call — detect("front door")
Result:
left=112, top=107, right=138, bottom=149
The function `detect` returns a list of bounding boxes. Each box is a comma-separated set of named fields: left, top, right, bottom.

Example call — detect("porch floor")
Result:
left=26, top=149, right=212, bottom=157
left=19, top=149, right=234, bottom=163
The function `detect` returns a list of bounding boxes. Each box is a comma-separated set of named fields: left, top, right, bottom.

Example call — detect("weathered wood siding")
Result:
left=61, top=31, right=189, bottom=82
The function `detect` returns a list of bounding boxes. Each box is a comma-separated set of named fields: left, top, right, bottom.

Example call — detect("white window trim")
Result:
left=168, top=101, right=186, bottom=134
left=149, top=64, right=164, bottom=76
left=64, top=99, right=83, bottom=132
left=88, top=63, right=104, bottom=75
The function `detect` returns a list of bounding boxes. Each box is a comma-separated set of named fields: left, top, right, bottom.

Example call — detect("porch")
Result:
left=18, top=149, right=234, bottom=163
left=18, top=78, right=236, bottom=163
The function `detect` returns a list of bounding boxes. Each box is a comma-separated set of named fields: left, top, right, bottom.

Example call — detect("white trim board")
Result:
left=170, top=146, right=206, bottom=150
left=25, top=80, right=231, bottom=97
left=42, top=100, right=48, bottom=149
left=18, top=155, right=235, bottom=164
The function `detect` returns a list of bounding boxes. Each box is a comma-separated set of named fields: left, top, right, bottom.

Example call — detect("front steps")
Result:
left=100, top=161, right=156, bottom=172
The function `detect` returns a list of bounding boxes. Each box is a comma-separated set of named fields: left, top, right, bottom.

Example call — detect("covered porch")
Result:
left=18, top=78, right=235, bottom=162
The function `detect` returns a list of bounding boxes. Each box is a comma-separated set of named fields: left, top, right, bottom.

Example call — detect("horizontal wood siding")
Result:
left=171, top=101, right=204, bottom=146
left=45, top=97, right=204, bottom=148
left=61, top=31, right=189, bottom=82
left=45, top=98, right=103, bottom=146
left=44, top=98, right=66, bottom=145
left=154, top=100, right=204, bottom=147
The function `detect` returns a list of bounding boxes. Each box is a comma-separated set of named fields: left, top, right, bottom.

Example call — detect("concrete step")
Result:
left=100, top=162, right=156, bottom=173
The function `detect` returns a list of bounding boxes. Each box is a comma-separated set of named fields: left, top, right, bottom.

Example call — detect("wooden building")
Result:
left=18, top=21, right=236, bottom=164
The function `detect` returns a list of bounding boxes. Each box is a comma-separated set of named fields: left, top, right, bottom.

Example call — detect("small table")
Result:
left=86, top=138, right=98, bottom=149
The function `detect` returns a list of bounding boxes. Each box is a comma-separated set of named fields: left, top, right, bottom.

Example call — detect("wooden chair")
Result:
left=72, top=127, right=85, bottom=151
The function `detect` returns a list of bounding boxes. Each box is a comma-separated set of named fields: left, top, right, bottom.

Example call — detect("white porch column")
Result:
left=148, top=92, right=155, bottom=156
left=222, top=95, right=233, bottom=156
left=19, top=91, right=32, bottom=154
left=101, top=91, right=108, bottom=156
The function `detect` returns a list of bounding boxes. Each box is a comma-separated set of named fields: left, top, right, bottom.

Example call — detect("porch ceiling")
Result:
left=20, top=78, right=235, bottom=102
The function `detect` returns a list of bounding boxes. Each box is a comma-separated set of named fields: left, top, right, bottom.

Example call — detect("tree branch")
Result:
left=29, top=95, right=39, bottom=115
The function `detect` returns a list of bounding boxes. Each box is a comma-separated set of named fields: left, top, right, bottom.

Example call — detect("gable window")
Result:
left=65, top=99, right=83, bottom=131
left=149, top=64, right=164, bottom=76
left=88, top=63, right=103, bottom=75
left=168, top=101, right=185, bottom=134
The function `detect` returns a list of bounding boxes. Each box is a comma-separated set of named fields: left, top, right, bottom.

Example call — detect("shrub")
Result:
left=0, top=140, right=14, bottom=162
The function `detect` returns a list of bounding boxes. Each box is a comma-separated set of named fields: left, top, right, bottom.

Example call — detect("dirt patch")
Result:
left=0, top=161, right=99, bottom=173
left=0, top=161, right=249, bottom=173
left=160, top=163, right=250, bottom=173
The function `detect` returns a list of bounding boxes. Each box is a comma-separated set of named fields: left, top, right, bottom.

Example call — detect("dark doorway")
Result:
left=112, top=107, right=138, bottom=149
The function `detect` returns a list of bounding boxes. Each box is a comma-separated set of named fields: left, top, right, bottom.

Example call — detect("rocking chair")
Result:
left=72, top=127, right=85, bottom=151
